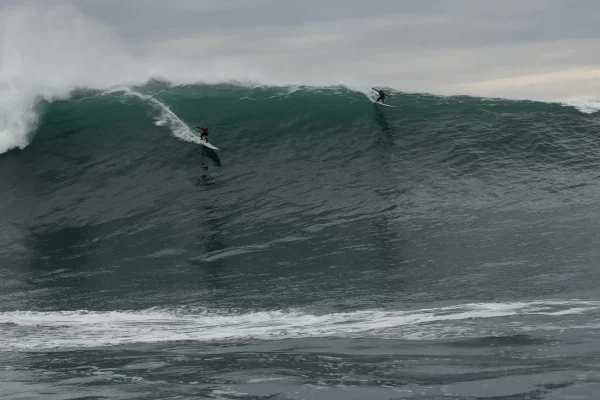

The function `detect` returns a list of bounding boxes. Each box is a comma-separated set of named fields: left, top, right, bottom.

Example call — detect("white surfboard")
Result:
left=373, top=100, right=395, bottom=108
left=199, top=140, right=219, bottom=150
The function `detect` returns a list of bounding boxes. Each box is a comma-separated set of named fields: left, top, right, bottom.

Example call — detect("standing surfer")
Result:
left=372, top=88, right=388, bottom=104
left=195, top=126, right=209, bottom=142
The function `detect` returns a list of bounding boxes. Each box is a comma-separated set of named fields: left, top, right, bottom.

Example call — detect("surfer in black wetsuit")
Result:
left=195, top=126, right=209, bottom=141
left=372, top=88, right=387, bottom=104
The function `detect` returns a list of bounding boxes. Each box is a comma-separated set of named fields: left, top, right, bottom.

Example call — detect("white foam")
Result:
left=561, top=100, right=600, bottom=114
left=110, top=87, right=202, bottom=144
left=0, top=300, right=598, bottom=350
left=0, top=3, right=146, bottom=153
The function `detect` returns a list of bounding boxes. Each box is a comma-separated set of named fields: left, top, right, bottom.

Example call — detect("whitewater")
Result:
left=2, top=300, right=599, bottom=350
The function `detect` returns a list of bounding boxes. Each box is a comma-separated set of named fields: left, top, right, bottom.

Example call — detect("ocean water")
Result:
left=2, top=84, right=600, bottom=399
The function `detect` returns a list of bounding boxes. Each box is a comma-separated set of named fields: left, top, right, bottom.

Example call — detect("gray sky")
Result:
left=6, top=0, right=600, bottom=100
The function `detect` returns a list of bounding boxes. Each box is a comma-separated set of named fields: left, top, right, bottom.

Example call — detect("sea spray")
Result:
left=0, top=3, right=140, bottom=153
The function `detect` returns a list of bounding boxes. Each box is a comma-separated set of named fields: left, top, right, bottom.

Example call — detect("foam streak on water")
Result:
left=108, top=87, right=203, bottom=144
left=1, top=300, right=598, bottom=350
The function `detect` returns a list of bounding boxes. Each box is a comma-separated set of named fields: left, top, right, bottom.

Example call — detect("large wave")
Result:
left=2, top=3, right=600, bottom=155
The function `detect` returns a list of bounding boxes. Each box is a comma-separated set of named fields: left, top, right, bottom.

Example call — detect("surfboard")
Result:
left=373, top=100, right=394, bottom=108
left=200, top=140, right=219, bottom=150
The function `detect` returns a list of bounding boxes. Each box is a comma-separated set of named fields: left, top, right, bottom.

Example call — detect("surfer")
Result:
left=195, top=126, right=209, bottom=142
left=372, top=88, right=388, bottom=104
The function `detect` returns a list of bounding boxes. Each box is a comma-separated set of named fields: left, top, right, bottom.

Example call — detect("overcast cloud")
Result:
left=5, top=0, right=600, bottom=100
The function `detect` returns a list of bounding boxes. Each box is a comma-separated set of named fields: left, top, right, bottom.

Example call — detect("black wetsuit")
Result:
left=375, top=90, right=386, bottom=103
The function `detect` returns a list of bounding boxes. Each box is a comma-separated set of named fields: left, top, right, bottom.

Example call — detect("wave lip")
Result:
left=1, top=300, right=598, bottom=350
left=561, top=100, right=600, bottom=114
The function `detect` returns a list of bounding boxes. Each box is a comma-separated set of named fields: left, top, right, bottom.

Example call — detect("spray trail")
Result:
left=110, top=87, right=202, bottom=145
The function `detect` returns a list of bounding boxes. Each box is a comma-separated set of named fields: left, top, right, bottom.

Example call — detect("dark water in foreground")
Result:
left=2, top=85, right=600, bottom=399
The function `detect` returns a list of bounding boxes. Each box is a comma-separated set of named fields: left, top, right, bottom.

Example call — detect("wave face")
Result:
left=3, top=84, right=600, bottom=399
